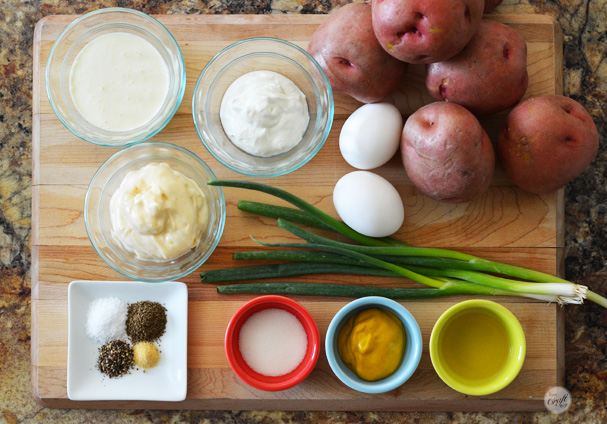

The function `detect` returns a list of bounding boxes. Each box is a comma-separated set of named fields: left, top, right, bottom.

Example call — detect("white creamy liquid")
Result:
left=219, top=70, right=310, bottom=157
left=109, top=162, right=208, bottom=261
left=69, top=32, right=169, bottom=132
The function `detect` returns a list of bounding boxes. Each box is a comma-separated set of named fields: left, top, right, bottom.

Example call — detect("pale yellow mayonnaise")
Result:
left=109, top=163, right=208, bottom=261
left=69, top=32, right=169, bottom=132
left=219, top=70, right=309, bottom=157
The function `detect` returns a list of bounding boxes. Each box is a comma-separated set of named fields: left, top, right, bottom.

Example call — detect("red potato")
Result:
left=484, top=0, right=503, bottom=13
left=371, top=0, right=485, bottom=64
left=497, top=95, right=599, bottom=194
left=425, top=20, right=528, bottom=116
left=307, top=2, right=408, bottom=103
left=401, top=102, right=495, bottom=203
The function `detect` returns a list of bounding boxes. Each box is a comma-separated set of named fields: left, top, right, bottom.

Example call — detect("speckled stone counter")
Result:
left=1, top=0, right=605, bottom=422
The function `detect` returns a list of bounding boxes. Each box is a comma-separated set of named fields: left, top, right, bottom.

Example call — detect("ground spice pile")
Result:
left=133, top=341, right=161, bottom=369
left=126, top=301, right=167, bottom=343
left=97, top=340, right=134, bottom=378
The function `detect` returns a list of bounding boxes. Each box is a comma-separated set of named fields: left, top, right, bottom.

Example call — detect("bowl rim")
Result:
left=224, top=295, right=321, bottom=391
left=429, top=299, right=526, bottom=396
left=45, top=7, right=186, bottom=147
left=191, top=36, right=334, bottom=177
left=83, top=141, right=226, bottom=282
left=325, top=296, right=423, bottom=394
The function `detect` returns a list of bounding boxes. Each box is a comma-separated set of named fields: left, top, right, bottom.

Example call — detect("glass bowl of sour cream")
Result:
left=84, top=142, right=226, bottom=282
left=192, top=37, right=334, bottom=177
left=46, top=8, right=186, bottom=147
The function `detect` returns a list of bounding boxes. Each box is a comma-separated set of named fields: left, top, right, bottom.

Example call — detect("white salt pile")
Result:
left=238, top=308, right=308, bottom=377
left=86, top=297, right=128, bottom=345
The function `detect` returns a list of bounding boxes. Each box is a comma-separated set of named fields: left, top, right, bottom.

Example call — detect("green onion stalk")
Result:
left=206, top=180, right=607, bottom=309
left=208, top=180, right=393, bottom=247
left=250, top=239, right=587, bottom=305
left=216, top=282, right=563, bottom=303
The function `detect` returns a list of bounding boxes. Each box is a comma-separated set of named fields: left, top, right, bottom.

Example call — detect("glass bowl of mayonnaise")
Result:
left=46, top=8, right=186, bottom=147
left=192, top=37, right=334, bottom=177
left=84, top=142, right=226, bottom=282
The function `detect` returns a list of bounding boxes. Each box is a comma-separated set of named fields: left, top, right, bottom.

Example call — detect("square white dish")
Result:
left=67, top=280, right=188, bottom=401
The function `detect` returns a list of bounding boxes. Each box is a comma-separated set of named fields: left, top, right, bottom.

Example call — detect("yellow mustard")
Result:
left=337, top=308, right=406, bottom=381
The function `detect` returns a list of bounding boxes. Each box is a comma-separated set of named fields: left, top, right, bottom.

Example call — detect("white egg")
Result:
left=333, top=171, right=405, bottom=237
left=339, top=102, right=404, bottom=170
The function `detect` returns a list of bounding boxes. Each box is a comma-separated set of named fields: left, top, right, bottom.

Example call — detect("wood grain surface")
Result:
left=32, top=14, right=564, bottom=411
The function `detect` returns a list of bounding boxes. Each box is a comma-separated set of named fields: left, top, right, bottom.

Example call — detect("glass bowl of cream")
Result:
left=46, top=8, right=186, bottom=147
left=84, top=142, right=226, bottom=282
left=192, top=37, right=334, bottom=177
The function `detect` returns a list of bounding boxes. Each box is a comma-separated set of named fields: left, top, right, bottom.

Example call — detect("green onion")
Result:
left=206, top=179, right=607, bottom=309
left=221, top=249, right=585, bottom=303
left=587, top=290, right=607, bottom=308
left=251, top=239, right=588, bottom=305
left=237, top=201, right=574, bottom=284
left=277, top=218, right=476, bottom=261
left=238, top=200, right=408, bottom=246
left=233, top=249, right=364, bottom=265
left=200, top=262, right=397, bottom=283
left=238, top=200, right=332, bottom=230
left=251, top=238, right=448, bottom=289
left=216, top=281, right=512, bottom=298
left=233, top=249, right=500, bottom=273
left=276, top=218, right=575, bottom=285
left=208, top=180, right=392, bottom=247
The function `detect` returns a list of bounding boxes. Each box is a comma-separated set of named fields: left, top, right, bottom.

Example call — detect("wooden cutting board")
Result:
left=32, top=14, right=564, bottom=411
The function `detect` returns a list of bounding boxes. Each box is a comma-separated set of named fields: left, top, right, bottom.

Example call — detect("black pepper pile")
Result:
left=97, top=340, right=134, bottom=378
left=126, top=301, right=167, bottom=343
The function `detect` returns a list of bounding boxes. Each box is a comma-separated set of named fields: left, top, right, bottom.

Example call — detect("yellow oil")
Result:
left=440, top=311, right=511, bottom=381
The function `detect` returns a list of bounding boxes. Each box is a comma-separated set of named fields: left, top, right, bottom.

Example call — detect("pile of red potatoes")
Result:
left=308, top=0, right=599, bottom=202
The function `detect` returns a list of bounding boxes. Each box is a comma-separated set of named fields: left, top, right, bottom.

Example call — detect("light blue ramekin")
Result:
left=325, top=296, right=423, bottom=394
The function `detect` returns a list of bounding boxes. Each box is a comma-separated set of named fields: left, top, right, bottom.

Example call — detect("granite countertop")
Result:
left=1, top=0, right=605, bottom=422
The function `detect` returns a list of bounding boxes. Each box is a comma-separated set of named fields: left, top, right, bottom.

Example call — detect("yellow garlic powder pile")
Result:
left=132, top=341, right=161, bottom=369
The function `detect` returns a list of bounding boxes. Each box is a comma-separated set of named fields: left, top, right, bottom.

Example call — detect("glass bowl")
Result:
left=46, top=8, right=186, bottom=147
left=325, top=296, right=423, bottom=394
left=225, top=295, right=320, bottom=391
left=192, top=37, right=334, bottom=177
left=84, top=142, right=225, bottom=282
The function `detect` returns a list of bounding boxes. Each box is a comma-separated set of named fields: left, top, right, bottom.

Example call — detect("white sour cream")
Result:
left=109, top=163, right=208, bottom=261
left=69, top=32, right=169, bottom=132
left=219, top=70, right=309, bottom=157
